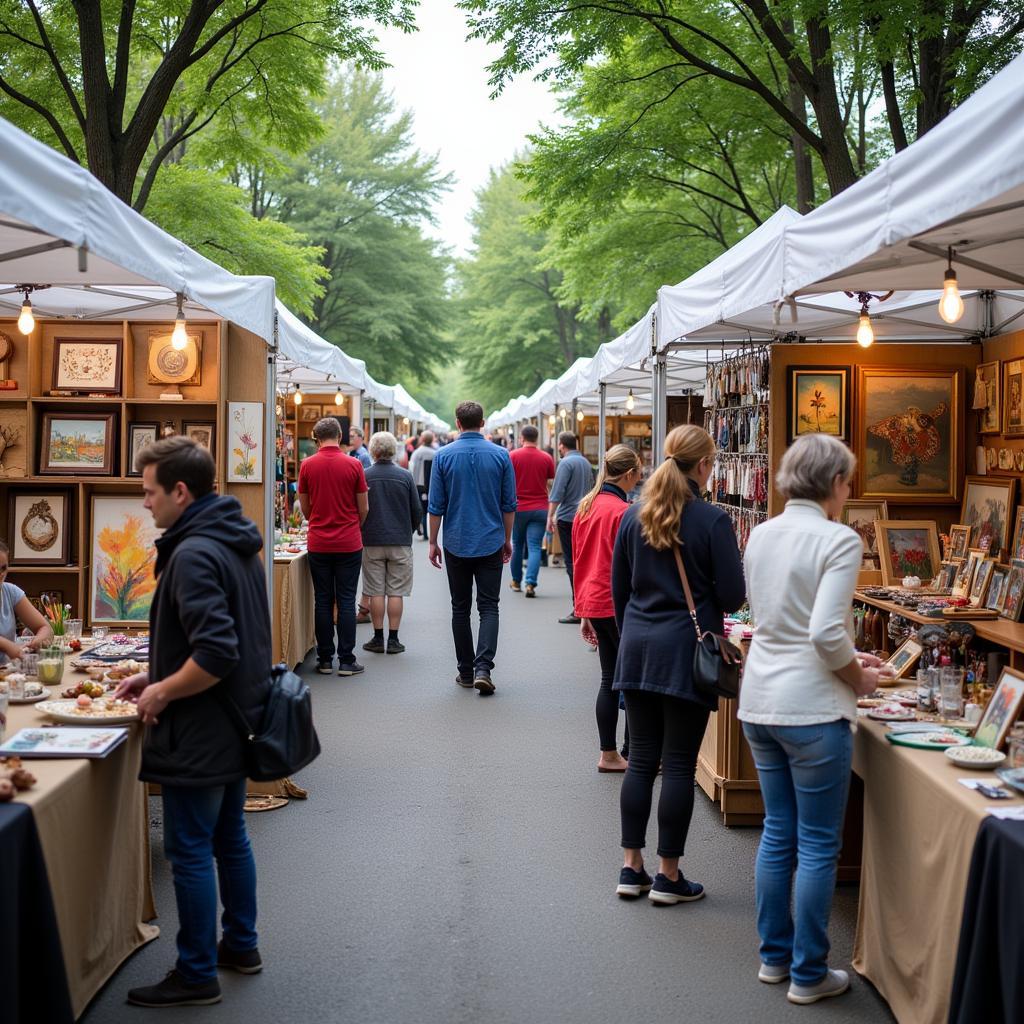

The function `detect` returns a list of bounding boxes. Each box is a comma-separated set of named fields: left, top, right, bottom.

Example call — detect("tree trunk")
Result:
left=786, top=73, right=815, bottom=211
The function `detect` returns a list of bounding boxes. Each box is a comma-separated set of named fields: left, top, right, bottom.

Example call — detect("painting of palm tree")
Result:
left=789, top=368, right=849, bottom=443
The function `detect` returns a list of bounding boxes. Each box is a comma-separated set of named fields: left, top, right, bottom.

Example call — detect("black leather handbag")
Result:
left=672, top=543, right=742, bottom=700
left=221, top=664, right=321, bottom=781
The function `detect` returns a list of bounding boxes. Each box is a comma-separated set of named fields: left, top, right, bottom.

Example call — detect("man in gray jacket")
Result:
left=360, top=431, right=422, bottom=654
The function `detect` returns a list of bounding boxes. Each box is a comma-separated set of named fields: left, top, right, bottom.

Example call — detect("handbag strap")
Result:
left=672, top=542, right=706, bottom=642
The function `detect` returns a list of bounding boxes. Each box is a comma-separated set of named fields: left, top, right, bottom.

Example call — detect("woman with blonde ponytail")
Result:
left=611, top=424, right=745, bottom=903
left=571, top=444, right=643, bottom=772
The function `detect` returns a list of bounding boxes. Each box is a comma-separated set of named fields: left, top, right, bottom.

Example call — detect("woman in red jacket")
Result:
left=573, top=444, right=643, bottom=772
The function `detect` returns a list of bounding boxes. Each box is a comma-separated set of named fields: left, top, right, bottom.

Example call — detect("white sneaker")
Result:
left=758, top=962, right=790, bottom=984
left=787, top=969, right=850, bottom=1004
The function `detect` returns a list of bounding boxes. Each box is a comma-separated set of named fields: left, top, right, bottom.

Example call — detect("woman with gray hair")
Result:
left=739, top=433, right=886, bottom=1006
left=359, top=431, right=422, bottom=654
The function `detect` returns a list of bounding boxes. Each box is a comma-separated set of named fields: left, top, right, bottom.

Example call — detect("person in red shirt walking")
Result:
left=298, top=418, right=369, bottom=676
left=573, top=444, right=643, bottom=772
left=508, top=425, right=555, bottom=596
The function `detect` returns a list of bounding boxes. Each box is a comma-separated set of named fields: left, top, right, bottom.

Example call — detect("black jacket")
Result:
left=611, top=479, right=745, bottom=708
left=361, top=461, right=421, bottom=546
left=140, top=494, right=272, bottom=786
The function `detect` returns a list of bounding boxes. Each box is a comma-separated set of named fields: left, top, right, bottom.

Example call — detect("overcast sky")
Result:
left=376, top=1, right=562, bottom=257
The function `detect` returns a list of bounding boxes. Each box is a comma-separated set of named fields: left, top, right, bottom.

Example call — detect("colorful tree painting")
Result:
left=93, top=513, right=157, bottom=622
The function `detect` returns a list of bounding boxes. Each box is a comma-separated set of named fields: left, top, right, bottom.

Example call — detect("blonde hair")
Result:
left=638, top=425, right=716, bottom=550
left=577, top=444, right=642, bottom=519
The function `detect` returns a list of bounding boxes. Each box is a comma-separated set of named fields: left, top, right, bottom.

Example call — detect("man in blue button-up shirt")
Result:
left=428, top=401, right=516, bottom=695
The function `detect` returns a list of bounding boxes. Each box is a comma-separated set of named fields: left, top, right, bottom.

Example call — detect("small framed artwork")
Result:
left=183, top=421, right=215, bottom=454
left=40, top=412, right=117, bottom=476
left=937, top=560, right=961, bottom=591
left=1003, top=360, right=1024, bottom=437
left=976, top=361, right=1001, bottom=435
left=787, top=366, right=851, bottom=443
left=841, top=499, right=889, bottom=564
left=127, top=422, right=159, bottom=477
left=147, top=331, right=202, bottom=386
left=1010, top=508, right=1024, bottom=562
left=1002, top=559, right=1024, bottom=621
left=299, top=404, right=322, bottom=422
left=884, top=637, right=923, bottom=681
left=89, top=495, right=162, bottom=627
left=52, top=337, right=123, bottom=394
left=227, top=402, right=263, bottom=483
left=970, top=557, right=997, bottom=607
left=947, top=524, right=972, bottom=562
left=961, top=476, right=1017, bottom=558
left=875, top=520, right=941, bottom=586
left=8, top=490, right=72, bottom=565
left=974, top=667, right=1024, bottom=749
left=953, top=548, right=985, bottom=599
left=986, top=565, right=1010, bottom=612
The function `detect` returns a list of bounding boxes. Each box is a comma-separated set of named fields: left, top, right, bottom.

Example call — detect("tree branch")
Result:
left=22, top=2, right=86, bottom=128
left=0, top=71, right=81, bottom=161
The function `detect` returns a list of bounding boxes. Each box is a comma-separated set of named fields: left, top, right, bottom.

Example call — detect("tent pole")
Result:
left=598, top=383, right=607, bottom=465
left=265, top=312, right=278, bottom=605
left=652, top=352, right=667, bottom=459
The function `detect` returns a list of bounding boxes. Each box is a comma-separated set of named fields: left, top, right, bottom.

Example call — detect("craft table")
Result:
left=273, top=551, right=315, bottom=669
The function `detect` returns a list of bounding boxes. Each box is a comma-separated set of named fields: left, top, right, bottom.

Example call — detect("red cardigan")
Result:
left=571, top=488, right=630, bottom=619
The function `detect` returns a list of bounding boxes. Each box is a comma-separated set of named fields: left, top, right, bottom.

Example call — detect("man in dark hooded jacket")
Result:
left=115, top=436, right=271, bottom=1008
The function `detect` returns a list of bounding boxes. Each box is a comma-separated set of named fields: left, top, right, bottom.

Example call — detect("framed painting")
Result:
left=89, top=495, right=162, bottom=626
left=857, top=367, right=962, bottom=503
left=227, top=402, right=263, bottom=483
left=952, top=556, right=976, bottom=598
left=147, top=331, right=201, bottom=386
left=127, top=422, right=158, bottom=477
left=948, top=524, right=972, bottom=562
left=299, top=404, right=322, bottom=422
left=970, top=557, right=997, bottom=607
left=40, top=412, right=116, bottom=476
left=987, top=565, right=1010, bottom=612
left=875, top=520, right=941, bottom=586
left=974, top=667, right=1024, bottom=749
left=840, top=499, right=889, bottom=563
left=961, top=476, right=1017, bottom=559
left=0, top=407, right=27, bottom=478
left=182, top=421, right=215, bottom=454
left=1002, top=560, right=1024, bottom=622
left=787, top=366, right=850, bottom=443
left=52, top=337, right=122, bottom=394
left=884, top=637, right=923, bottom=681
left=976, top=361, right=1001, bottom=435
left=1010, top=508, right=1024, bottom=562
left=937, top=560, right=961, bottom=591
left=8, top=490, right=72, bottom=566
left=1003, top=360, right=1024, bottom=437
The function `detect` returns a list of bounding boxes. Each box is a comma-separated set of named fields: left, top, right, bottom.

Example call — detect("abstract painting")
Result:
left=89, top=495, right=162, bottom=626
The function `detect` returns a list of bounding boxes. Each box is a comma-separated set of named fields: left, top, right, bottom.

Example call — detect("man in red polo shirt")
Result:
left=508, top=425, right=554, bottom=597
left=298, top=417, right=368, bottom=676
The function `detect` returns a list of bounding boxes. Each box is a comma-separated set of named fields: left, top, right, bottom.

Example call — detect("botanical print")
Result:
left=885, top=528, right=937, bottom=579
left=961, top=479, right=1015, bottom=554
left=90, top=497, right=161, bottom=624
left=228, top=402, right=263, bottom=483
left=54, top=339, right=120, bottom=392
left=47, top=418, right=108, bottom=468
left=789, top=367, right=848, bottom=443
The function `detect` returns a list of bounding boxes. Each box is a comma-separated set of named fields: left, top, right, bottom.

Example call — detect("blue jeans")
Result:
left=307, top=549, right=362, bottom=665
left=741, top=720, right=853, bottom=986
left=162, top=779, right=258, bottom=983
left=510, top=510, right=547, bottom=586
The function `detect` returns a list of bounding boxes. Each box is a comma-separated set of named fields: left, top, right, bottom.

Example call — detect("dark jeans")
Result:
left=417, top=490, right=429, bottom=538
left=620, top=691, right=710, bottom=857
left=556, top=519, right=575, bottom=607
left=162, top=779, right=257, bottom=984
left=511, top=510, right=547, bottom=586
left=444, top=547, right=503, bottom=678
left=308, top=549, right=362, bottom=665
left=592, top=616, right=629, bottom=756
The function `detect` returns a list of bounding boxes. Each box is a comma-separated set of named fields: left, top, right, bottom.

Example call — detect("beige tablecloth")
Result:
left=273, top=553, right=315, bottom=669
left=853, top=719, right=1024, bottom=1024
left=6, top=697, right=157, bottom=1018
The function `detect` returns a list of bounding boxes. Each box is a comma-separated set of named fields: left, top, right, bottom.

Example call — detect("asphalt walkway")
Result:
left=83, top=543, right=894, bottom=1023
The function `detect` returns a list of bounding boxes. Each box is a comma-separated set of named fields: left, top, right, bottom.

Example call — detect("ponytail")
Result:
left=577, top=444, right=642, bottom=519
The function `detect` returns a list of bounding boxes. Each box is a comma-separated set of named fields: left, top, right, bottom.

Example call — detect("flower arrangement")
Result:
left=41, top=594, right=71, bottom=635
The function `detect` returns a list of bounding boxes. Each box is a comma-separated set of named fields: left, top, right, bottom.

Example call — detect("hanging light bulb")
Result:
left=171, top=293, right=189, bottom=350
left=293, top=384, right=303, bottom=406
left=856, top=307, right=875, bottom=348
left=17, top=288, right=34, bottom=335
left=334, top=387, right=343, bottom=406
left=626, top=388, right=635, bottom=411
left=938, top=248, right=965, bottom=324
left=548, top=414, right=556, bottom=427
left=576, top=409, right=584, bottom=422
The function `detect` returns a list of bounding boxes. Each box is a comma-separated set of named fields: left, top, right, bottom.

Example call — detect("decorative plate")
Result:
left=986, top=447, right=997, bottom=469
left=35, top=698, right=139, bottom=724
left=868, top=705, right=916, bottom=721
left=886, top=730, right=972, bottom=750
left=999, top=448, right=1014, bottom=470
left=944, top=746, right=1006, bottom=769
left=9, top=685, right=50, bottom=704
left=147, top=334, right=200, bottom=385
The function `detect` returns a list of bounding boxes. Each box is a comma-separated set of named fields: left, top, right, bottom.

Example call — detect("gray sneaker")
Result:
left=758, top=962, right=790, bottom=984
left=787, top=969, right=850, bottom=1005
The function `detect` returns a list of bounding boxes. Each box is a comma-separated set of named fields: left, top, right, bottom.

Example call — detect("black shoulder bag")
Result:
left=672, top=543, right=742, bottom=700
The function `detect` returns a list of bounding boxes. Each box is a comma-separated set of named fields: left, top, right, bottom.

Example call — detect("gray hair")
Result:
left=369, top=431, right=397, bottom=462
left=776, top=434, right=856, bottom=501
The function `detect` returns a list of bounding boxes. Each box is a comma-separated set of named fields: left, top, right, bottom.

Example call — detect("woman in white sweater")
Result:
left=740, top=434, right=886, bottom=1006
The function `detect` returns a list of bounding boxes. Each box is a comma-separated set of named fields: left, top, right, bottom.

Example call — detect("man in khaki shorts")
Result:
left=359, top=431, right=422, bottom=654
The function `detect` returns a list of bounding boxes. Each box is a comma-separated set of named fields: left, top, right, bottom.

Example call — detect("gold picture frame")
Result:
left=841, top=499, right=889, bottom=564
left=875, top=520, right=941, bottom=586
left=961, top=476, right=1017, bottom=560
left=969, top=557, right=997, bottom=608
left=953, top=548, right=986, bottom=599
left=1003, top=359, right=1024, bottom=437
left=976, top=360, right=1001, bottom=435
left=948, top=524, right=972, bottom=561
left=884, top=637, right=923, bottom=681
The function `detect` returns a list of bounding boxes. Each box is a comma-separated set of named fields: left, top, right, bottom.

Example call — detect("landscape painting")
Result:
left=40, top=413, right=115, bottom=476
left=788, top=367, right=849, bottom=443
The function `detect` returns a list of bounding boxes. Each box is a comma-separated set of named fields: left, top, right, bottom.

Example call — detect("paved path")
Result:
left=84, top=543, right=894, bottom=1023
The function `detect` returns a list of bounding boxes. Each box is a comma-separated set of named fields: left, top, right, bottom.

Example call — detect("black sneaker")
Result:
left=337, top=661, right=365, bottom=676
left=558, top=613, right=581, bottom=624
left=473, top=672, right=495, bottom=696
left=316, top=662, right=334, bottom=675
left=217, top=940, right=263, bottom=975
left=455, top=674, right=475, bottom=688
left=362, top=636, right=386, bottom=654
left=616, top=866, right=653, bottom=899
left=648, top=873, right=705, bottom=905
left=386, top=637, right=406, bottom=654
left=127, top=970, right=221, bottom=1007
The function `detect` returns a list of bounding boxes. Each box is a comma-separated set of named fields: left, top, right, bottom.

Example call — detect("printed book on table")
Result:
left=0, top=726, right=129, bottom=759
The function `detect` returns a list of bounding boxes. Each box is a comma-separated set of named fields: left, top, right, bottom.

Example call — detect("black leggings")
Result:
left=620, top=691, right=710, bottom=858
left=591, top=616, right=629, bottom=756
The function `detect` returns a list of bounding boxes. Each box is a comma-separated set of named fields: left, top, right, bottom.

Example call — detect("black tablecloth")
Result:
left=949, top=816, right=1024, bottom=1024
left=0, top=802, right=74, bottom=1024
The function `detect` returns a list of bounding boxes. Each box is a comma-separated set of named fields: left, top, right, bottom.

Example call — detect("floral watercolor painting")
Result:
left=228, top=402, right=263, bottom=483
left=90, top=496, right=162, bottom=625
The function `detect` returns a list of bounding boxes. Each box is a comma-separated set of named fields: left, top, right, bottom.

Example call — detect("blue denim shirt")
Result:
left=428, top=432, right=517, bottom=557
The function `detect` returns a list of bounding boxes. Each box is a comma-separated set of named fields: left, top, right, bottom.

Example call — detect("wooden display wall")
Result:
left=0, top=319, right=269, bottom=626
